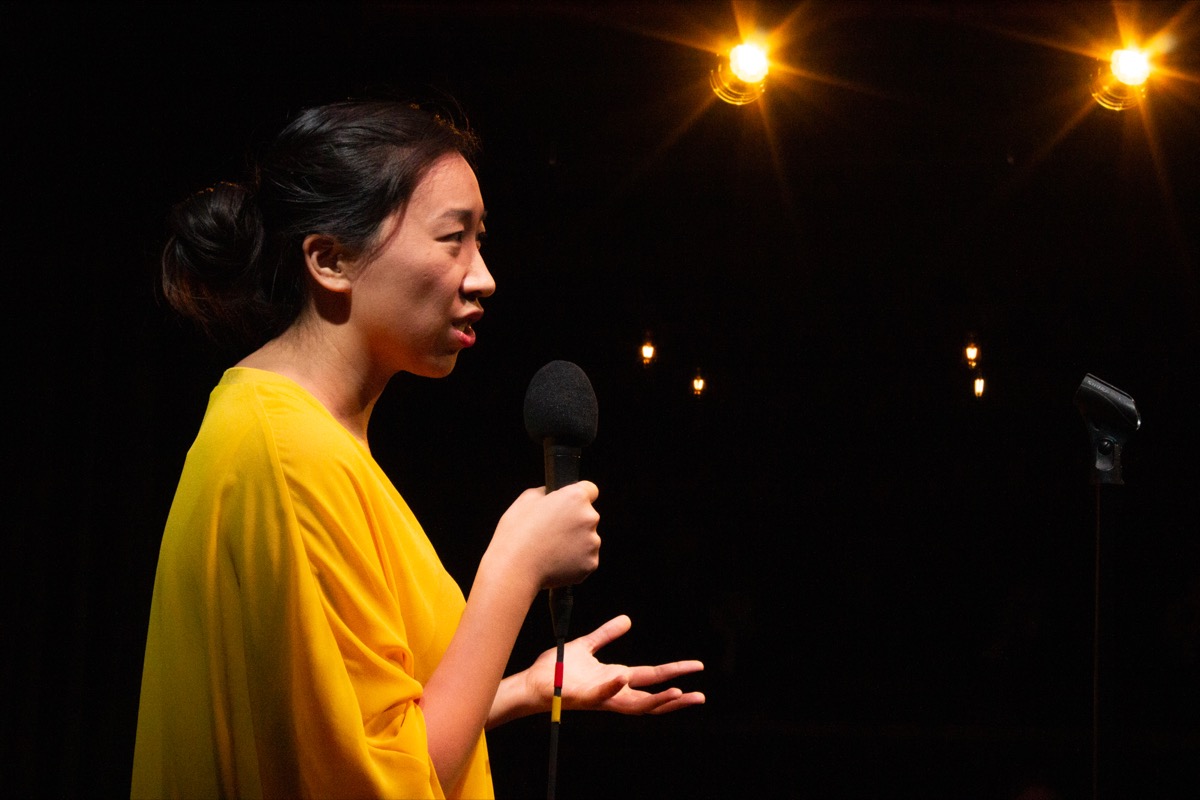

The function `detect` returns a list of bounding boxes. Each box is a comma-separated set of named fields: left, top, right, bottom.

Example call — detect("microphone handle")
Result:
left=543, top=441, right=581, bottom=492
left=542, top=440, right=581, bottom=639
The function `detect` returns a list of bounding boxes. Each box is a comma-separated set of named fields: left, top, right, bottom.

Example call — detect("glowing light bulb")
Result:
left=711, top=40, right=768, bottom=105
left=1111, top=48, right=1150, bottom=86
left=729, top=43, right=769, bottom=84
left=1092, top=46, right=1150, bottom=110
left=641, top=341, right=656, bottom=365
left=692, top=370, right=706, bottom=396
left=974, top=375, right=986, bottom=398
left=965, top=344, right=979, bottom=369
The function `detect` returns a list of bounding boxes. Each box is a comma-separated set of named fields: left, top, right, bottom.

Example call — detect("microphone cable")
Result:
left=547, top=587, right=573, bottom=800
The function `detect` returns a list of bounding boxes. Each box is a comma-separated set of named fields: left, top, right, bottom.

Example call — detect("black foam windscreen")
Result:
left=523, top=360, right=599, bottom=447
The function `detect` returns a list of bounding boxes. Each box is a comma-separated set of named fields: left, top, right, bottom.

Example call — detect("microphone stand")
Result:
left=1074, top=374, right=1139, bottom=800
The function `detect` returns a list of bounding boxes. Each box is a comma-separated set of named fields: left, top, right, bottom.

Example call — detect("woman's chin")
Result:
left=411, top=354, right=459, bottom=379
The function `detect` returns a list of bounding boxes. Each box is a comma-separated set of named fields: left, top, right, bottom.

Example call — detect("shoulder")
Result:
left=191, top=368, right=367, bottom=480
left=177, top=368, right=405, bottom=548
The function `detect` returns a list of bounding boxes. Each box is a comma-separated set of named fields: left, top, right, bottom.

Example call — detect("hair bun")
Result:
left=161, top=181, right=266, bottom=347
left=166, top=181, right=263, bottom=282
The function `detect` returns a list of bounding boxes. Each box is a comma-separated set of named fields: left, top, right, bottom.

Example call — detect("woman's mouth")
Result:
left=453, top=320, right=477, bottom=347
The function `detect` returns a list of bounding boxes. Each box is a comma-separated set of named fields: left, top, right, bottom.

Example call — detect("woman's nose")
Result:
left=464, top=251, right=496, bottom=299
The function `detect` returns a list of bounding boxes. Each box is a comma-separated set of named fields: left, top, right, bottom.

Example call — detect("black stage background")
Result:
left=6, top=2, right=1200, bottom=798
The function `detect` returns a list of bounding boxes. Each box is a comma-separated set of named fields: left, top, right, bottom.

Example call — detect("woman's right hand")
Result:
left=486, top=482, right=601, bottom=592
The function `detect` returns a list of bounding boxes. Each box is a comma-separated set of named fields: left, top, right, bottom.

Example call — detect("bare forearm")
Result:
left=419, top=554, right=538, bottom=789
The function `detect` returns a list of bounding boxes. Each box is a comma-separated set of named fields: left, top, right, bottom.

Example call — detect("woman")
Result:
left=132, top=99, right=704, bottom=799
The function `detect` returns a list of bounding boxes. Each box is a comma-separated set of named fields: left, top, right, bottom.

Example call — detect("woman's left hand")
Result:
left=527, top=615, right=706, bottom=715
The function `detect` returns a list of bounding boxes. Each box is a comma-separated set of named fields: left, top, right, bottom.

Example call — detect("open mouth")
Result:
left=452, top=319, right=477, bottom=347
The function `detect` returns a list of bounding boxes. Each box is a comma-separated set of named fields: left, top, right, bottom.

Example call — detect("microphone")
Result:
left=523, top=359, right=599, bottom=497
left=525, top=362, right=600, bottom=633
left=523, top=359, right=598, bottom=631
left=523, top=360, right=598, bottom=800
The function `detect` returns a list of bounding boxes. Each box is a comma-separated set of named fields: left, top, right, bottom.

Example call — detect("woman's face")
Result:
left=349, top=152, right=494, bottom=378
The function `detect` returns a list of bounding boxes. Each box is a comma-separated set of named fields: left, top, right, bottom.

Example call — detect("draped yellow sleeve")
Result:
left=133, top=368, right=493, bottom=799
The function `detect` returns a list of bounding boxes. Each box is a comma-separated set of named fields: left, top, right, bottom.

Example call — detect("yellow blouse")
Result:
left=132, top=368, right=492, bottom=799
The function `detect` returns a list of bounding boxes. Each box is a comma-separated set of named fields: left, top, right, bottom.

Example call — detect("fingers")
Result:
left=577, top=615, right=633, bottom=653
left=541, top=480, right=598, bottom=502
left=573, top=620, right=705, bottom=680
left=565, top=673, right=629, bottom=709
left=500, top=481, right=600, bottom=589
left=561, top=616, right=705, bottom=716
left=606, top=687, right=707, bottom=716
left=645, top=691, right=707, bottom=715
left=573, top=480, right=599, bottom=502
left=625, top=659, right=705, bottom=688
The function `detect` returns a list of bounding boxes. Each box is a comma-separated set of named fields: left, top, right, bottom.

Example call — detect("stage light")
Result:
left=1091, top=47, right=1151, bottom=110
left=730, top=43, right=769, bottom=84
left=711, top=41, right=768, bottom=105
left=692, top=369, right=707, bottom=396
left=641, top=334, right=656, bottom=366
left=1112, top=48, right=1150, bottom=85
left=974, top=374, right=986, bottom=398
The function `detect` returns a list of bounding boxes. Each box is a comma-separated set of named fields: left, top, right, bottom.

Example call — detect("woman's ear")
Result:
left=302, top=233, right=355, bottom=293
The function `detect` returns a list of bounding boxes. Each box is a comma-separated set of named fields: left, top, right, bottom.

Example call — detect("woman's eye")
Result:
left=441, top=229, right=485, bottom=248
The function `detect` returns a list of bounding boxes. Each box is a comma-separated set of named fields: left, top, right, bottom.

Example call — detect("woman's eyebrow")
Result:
left=437, top=207, right=488, bottom=224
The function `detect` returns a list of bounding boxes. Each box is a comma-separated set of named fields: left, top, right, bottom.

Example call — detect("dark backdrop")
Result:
left=6, top=2, right=1200, bottom=798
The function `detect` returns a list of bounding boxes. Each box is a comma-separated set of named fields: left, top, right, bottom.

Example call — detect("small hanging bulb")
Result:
left=641, top=333, right=656, bottom=366
left=964, top=342, right=979, bottom=370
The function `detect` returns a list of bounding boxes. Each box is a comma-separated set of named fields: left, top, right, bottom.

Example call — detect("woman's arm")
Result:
left=417, top=482, right=601, bottom=789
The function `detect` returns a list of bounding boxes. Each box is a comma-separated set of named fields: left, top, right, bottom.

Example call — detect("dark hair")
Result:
left=161, top=100, right=480, bottom=350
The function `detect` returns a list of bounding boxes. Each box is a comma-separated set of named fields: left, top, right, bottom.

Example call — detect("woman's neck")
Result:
left=237, top=322, right=386, bottom=445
